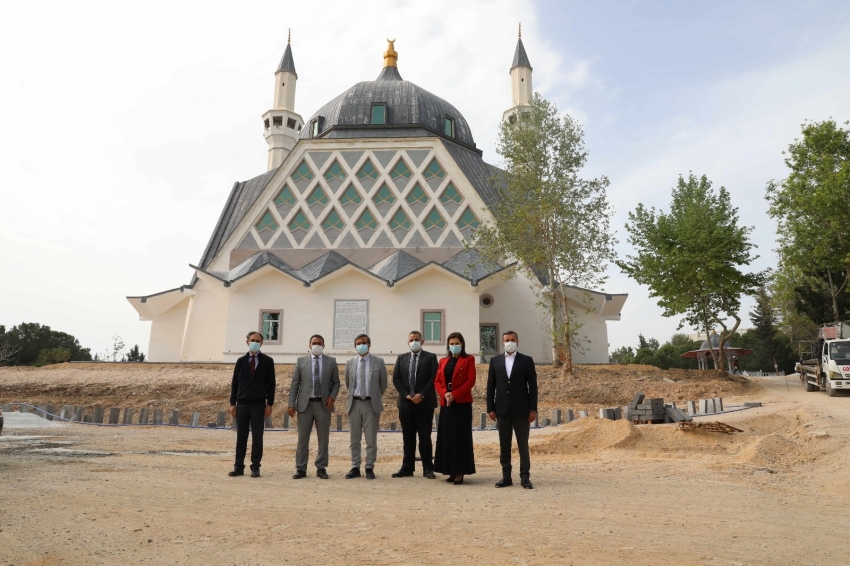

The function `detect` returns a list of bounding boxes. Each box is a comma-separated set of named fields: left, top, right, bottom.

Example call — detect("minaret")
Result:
left=503, top=23, right=533, bottom=124
left=262, top=30, right=304, bottom=171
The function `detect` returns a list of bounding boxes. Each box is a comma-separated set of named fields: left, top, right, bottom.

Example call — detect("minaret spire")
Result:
left=503, top=27, right=533, bottom=124
left=263, top=33, right=304, bottom=171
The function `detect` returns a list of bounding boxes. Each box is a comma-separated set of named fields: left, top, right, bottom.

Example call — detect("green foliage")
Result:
left=766, top=119, right=850, bottom=321
left=611, top=333, right=702, bottom=370
left=0, top=322, right=92, bottom=366
left=124, top=344, right=146, bottom=362
left=475, top=93, right=616, bottom=369
left=618, top=173, right=763, bottom=367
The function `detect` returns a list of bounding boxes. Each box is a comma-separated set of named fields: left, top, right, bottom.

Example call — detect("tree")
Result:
left=609, top=346, right=634, bottom=364
left=0, top=325, right=22, bottom=365
left=1, top=323, right=92, bottom=366
left=766, top=119, right=850, bottom=322
left=618, top=173, right=763, bottom=372
left=474, top=93, right=616, bottom=374
left=105, top=335, right=126, bottom=362
left=123, top=344, right=146, bottom=362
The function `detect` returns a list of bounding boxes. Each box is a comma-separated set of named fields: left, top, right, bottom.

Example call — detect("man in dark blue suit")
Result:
left=228, top=331, right=276, bottom=478
left=486, top=330, right=538, bottom=489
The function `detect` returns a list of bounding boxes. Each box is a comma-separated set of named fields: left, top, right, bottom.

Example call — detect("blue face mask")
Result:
left=356, top=344, right=369, bottom=355
left=449, top=344, right=462, bottom=355
left=248, top=342, right=261, bottom=354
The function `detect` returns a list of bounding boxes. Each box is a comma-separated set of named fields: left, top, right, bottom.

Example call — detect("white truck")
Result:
left=797, top=321, right=850, bottom=397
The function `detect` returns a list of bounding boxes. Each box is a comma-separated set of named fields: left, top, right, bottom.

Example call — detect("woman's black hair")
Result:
left=446, top=331, right=467, bottom=357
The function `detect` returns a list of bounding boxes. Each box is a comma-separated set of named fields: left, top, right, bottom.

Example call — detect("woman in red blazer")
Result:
left=433, top=331, right=476, bottom=484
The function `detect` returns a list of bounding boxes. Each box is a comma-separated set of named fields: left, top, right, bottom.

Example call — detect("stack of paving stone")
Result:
left=627, top=392, right=667, bottom=423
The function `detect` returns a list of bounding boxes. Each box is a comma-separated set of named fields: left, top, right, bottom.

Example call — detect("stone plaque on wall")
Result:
left=333, top=300, right=369, bottom=348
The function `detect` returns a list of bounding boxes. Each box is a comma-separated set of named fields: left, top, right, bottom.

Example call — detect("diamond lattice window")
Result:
left=322, top=210, right=345, bottom=231
left=288, top=211, right=311, bottom=233
left=372, top=184, right=396, bottom=206
left=389, top=209, right=412, bottom=231
left=292, top=161, right=314, bottom=182
left=307, top=186, right=329, bottom=207
left=324, top=161, right=345, bottom=182
left=457, top=208, right=480, bottom=230
left=356, top=209, right=378, bottom=231
left=424, top=159, right=445, bottom=181
left=440, top=184, right=462, bottom=205
left=423, top=209, right=447, bottom=230
left=256, top=211, right=279, bottom=234
left=357, top=160, right=379, bottom=182
left=391, top=160, right=412, bottom=182
left=406, top=184, right=429, bottom=206
left=340, top=185, right=363, bottom=207
left=275, top=186, right=297, bottom=207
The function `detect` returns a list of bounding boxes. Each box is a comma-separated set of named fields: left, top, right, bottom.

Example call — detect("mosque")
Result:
left=127, top=31, right=627, bottom=363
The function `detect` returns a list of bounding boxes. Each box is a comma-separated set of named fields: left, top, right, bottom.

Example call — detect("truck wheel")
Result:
left=803, top=374, right=816, bottom=392
left=826, top=380, right=837, bottom=397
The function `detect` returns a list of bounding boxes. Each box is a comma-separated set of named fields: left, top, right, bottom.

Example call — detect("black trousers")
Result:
left=398, top=403, right=435, bottom=472
left=497, top=414, right=530, bottom=479
left=234, top=402, right=265, bottom=471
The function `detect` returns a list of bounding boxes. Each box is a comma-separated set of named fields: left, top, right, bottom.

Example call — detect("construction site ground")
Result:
left=1, top=364, right=848, bottom=565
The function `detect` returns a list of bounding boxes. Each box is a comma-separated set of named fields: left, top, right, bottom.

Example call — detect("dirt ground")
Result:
left=2, top=370, right=849, bottom=565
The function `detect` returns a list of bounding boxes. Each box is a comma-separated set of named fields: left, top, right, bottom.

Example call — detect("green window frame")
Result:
left=307, top=186, right=329, bottom=206
left=391, top=160, right=412, bottom=181
left=288, top=210, right=311, bottom=233
left=423, top=208, right=446, bottom=230
left=356, top=209, right=378, bottom=231
left=292, top=161, right=314, bottom=182
left=324, top=161, right=345, bottom=182
left=340, top=185, right=363, bottom=206
left=457, top=208, right=479, bottom=230
left=444, top=116, right=455, bottom=137
left=372, top=184, right=396, bottom=206
left=440, top=184, right=462, bottom=205
left=357, top=160, right=379, bottom=182
left=255, top=211, right=279, bottom=233
left=311, top=119, right=319, bottom=138
left=422, top=311, right=443, bottom=343
left=260, top=310, right=282, bottom=343
left=274, top=186, right=297, bottom=207
left=405, top=184, right=428, bottom=206
left=389, top=209, right=411, bottom=231
left=424, top=159, right=445, bottom=181
left=322, top=210, right=345, bottom=231
left=371, top=103, right=386, bottom=125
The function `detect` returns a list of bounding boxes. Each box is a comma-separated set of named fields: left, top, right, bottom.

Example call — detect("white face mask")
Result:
left=311, top=344, right=324, bottom=356
left=409, top=341, right=422, bottom=352
left=504, top=341, right=518, bottom=354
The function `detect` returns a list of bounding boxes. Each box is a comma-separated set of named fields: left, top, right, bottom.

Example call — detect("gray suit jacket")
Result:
left=288, top=354, right=340, bottom=413
left=345, top=354, right=388, bottom=414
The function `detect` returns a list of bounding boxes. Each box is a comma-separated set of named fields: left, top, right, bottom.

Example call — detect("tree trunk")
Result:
left=550, top=271, right=562, bottom=367
left=560, top=331, right=573, bottom=377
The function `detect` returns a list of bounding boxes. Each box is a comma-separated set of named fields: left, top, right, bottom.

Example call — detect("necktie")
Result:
left=358, top=357, right=366, bottom=397
left=409, top=354, right=418, bottom=396
left=250, top=355, right=256, bottom=376
left=312, top=356, right=320, bottom=397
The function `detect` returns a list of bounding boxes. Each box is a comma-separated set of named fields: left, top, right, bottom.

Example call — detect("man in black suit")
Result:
left=486, top=330, right=538, bottom=489
left=391, top=330, right=438, bottom=479
left=228, top=331, right=276, bottom=478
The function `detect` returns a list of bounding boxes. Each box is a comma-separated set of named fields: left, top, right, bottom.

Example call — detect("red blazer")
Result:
left=434, top=354, right=476, bottom=406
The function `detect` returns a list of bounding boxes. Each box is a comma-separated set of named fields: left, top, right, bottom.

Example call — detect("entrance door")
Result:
left=480, top=324, right=498, bottom=355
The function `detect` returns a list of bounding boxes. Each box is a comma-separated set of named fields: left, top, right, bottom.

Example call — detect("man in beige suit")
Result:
left=345, top=333, right=387, bottom=480
left=288, top=334, right=340, bottom=479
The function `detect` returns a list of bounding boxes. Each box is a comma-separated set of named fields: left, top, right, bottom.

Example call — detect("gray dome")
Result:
left=300, top=66, right=476, bottom=147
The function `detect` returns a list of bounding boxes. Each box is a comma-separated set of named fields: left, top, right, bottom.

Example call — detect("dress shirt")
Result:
left=505, top=351, right=516, bottom=379
left=352, top=353, right=372, bottom=397
left=311, top=354, right=324, bottom=396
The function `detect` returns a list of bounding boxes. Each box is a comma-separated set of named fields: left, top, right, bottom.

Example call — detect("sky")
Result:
left=1, top=0, right=849, bottom=358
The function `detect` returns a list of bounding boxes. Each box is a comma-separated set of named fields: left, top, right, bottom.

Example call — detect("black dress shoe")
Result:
left=228, top=469, right=244, bottom=477
left=391, top=469, right=414, bottom=478
left=521, top=479, right=533, bottom=489
left=317, top=468, right=329, bottom=479
left=445, top=475, right=456, bottom=483
left=345, top=467, right=361, bottom=479
left=495, top=477, right=513, bottom=488
left=423, top=469, right=436, bottom=479
left=365, top=468, right=376, bottom=480
left=292, top=470, right=307, bottom=479
left=250, top=469, right=260, bottom=478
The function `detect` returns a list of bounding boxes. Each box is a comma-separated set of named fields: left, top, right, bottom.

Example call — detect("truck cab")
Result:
left=798, top=321, right=850, bottom=396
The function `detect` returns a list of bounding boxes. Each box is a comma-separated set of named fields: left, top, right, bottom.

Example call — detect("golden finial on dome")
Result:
left=384, top=38, right=398, bottom=68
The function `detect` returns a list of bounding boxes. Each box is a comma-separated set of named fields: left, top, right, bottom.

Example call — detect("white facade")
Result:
left=128, top=36, right=627, bottom=364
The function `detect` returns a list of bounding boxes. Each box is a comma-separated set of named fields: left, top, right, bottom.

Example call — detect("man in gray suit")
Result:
left=345, top=333, right=388, bottom=480
left=288, top=334, right=340, bottom=479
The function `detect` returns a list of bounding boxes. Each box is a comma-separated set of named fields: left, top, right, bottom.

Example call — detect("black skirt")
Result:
left=433, top=402, right=476, bottom=475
